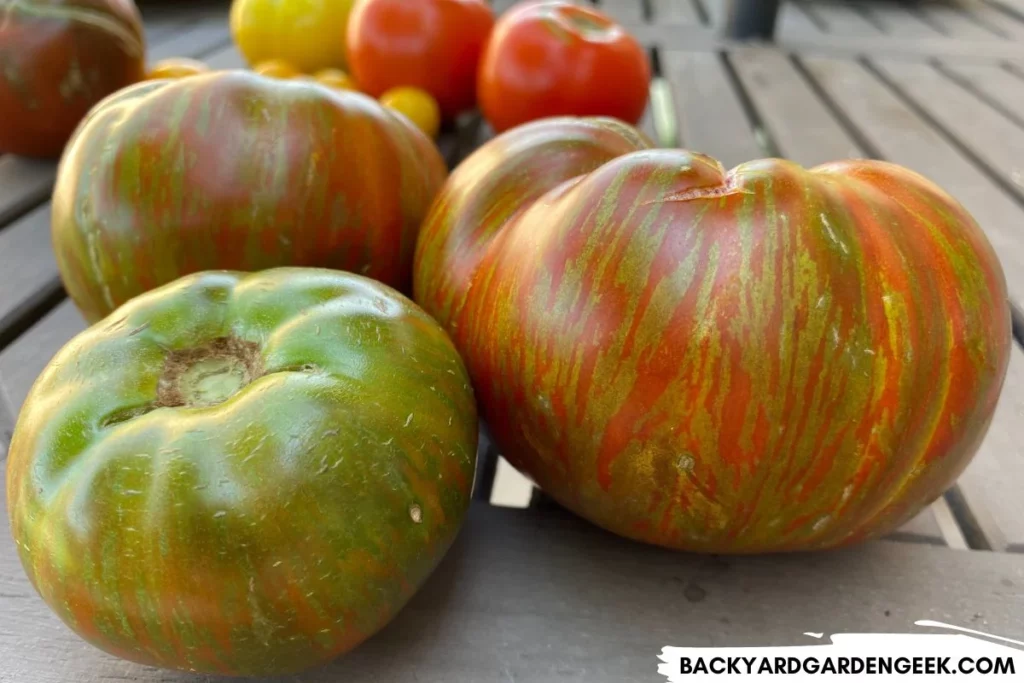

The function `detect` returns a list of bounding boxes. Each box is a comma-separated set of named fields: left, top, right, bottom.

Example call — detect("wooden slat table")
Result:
left=2, top=1, right=1024, bottom=680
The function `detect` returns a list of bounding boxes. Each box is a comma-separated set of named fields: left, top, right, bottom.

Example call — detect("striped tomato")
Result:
left=7, top=268, right=478, bottom=675
left=52, top=71, right=447, bottom=323
left=414, top=117, right=1011, bottom=553
left=0, top=0, right=146, bottom=158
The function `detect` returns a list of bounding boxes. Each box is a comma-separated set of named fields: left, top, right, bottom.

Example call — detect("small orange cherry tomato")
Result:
left=380, top=87, right=441, bottom=139
left=252, top=59, right=300, bottom=79
left=145, top=58, right=211, bottom=80
left=314, top=69, right=358, bottom=91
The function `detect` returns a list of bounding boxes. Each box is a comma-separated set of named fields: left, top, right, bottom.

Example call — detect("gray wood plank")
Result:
left=872, top=58, right=1024, bottom=204
left=728, top=47, right=863, bottom=166
left=137, top=13, right=193, bottom=46
left=917, top=1, right=1002, bottom=38
left=598, top=0, right=646, bottom=23
left=701, top=0, right=727, bottom=26
left=778, top=1, right=828, bottom=38
left=956, top=344, right=1024, bottom=553
left=987, top=0, right=1024, bottom=25
left=2, top=501, right=1023, bottom=682
left=649, top=0, right=701, bottom=23
left=661, top=50, right=763, bottom=168
left=0, top=375, right=13, bottom=459
left=451, top=19, right=1024, bottom=61
left=772, top=31, right=1024, bottom=61
left=0, top=15, right=232, bottom=228
left=135, top=14, right=234, bottom=65
left=863, top=1, right=945, bottom=37
left=0, top=158, right=57, bottom=227
left=939, top=61, right=1024, bottom=132
left=964, top=0, right=1024, bottom=38
left=989, top=0, right=1024, bottom=14
left=797, top=0, right=882, bottom=35
left=0, top=205, right=61, bottom=342
left=801, top=55, right=1024, bottom=314
left=0, top=299, right=86, bottom=413
left=203, top=42, right=247, bottom=70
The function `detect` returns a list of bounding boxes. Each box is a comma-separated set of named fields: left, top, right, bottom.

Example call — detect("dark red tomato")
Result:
left=478, top=1, right=650, bottom=133
left=347, top=0, right=494, bottom=120
left=0, top=0, right=146, bottom=158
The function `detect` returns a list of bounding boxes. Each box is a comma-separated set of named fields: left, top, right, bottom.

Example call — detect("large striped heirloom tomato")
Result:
left=414, top=117, right=1011, bottom=553
left=6, top=268, right=478, bottom=676
left=52, top=71, right=447, bottom=324
left=0, top=0, right=146, bottom=158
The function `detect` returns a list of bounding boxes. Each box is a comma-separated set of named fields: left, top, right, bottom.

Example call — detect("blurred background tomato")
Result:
left=347, top=0, right=494, bottom=120
left=231, top=0, right=357, bottom=73
left=478, top=1, right=650, bottom=133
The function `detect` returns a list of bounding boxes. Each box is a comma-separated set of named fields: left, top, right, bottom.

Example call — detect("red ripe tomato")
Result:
left=478, top=1, right=650, bottom=133
left=346, top=0, right=494, bottom=120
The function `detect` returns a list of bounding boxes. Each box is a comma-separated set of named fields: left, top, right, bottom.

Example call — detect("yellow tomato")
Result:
left=380, top=87, right=441, bottom=139
left=145, top=58, right=211, bottom=80
left=253, top=59, right=301, bottom=79
left=314, top=68, right=358, bottom=91
left=231, top=0, right=357, bottom=73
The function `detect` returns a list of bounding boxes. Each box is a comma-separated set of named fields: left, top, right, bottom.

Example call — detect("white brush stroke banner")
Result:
left=658, top=622, right=1024, bottom=681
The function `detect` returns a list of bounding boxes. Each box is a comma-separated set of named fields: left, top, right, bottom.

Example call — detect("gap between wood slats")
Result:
left=649, top=0, right=705, bottom=25
left=963, top=1, right=1024, bottom=39
left=936, top=62, right=1024, bottom=135
left=922, top=1, right=1005, bottom=39
left=797, top=0, right=883, bottom=36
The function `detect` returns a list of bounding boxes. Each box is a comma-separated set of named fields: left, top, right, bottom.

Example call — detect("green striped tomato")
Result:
left=0, top=0, right=146, bottom=158
left=52, top=71, right=447, bottom=324
left=414, top=117, right=1011, bottom=553
left=7, top=268, right=477, bottom=675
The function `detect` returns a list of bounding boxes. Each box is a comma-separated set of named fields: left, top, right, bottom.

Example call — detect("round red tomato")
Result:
left=0, top=0, right=146, bottom=158
left=478, top=1, right=650, bottom=133
left=346, top=0, right=494, bottom=120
